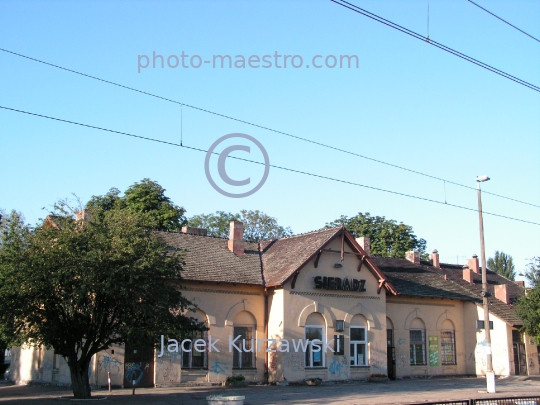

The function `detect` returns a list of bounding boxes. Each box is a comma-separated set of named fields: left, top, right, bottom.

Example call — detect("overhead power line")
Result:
left=1, top=48, right=538, bottom=209
left=1, top=104, right=539, bottom=227
left=467, top=0, right=540, bottom=44
left=330, top=0, right=540, bottom=93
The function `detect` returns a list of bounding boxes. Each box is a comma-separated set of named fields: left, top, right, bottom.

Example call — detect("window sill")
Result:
left=410, top=364, right=427, bottom=366
left=305, top=367, right=326, bottom=370
left=350, top=366, right=370, bottom=368
left=232, top=368, right=257, bottom=371
left=442, top=363, right=457, bottom=366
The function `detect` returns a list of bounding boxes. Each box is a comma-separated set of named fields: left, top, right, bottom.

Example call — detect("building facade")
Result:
left=7, top=222, right=540, bottom=387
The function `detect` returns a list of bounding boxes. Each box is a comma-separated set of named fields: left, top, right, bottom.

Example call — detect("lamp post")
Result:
left=476, top=175, right=495, bottom=393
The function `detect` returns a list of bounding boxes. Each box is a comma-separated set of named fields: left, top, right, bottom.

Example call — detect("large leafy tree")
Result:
left=515, top=257, right=540, bottom=343
left=487, top=251, right=516, bottom=280
left=516, top=286, right=540, bottom=344
left=189, top=209, right=293, bottom=242
left=523, top=257, right=540, bottom=288
left=326, top=212, right=427, bottom=259
left=86, top=179, right=187, bottom=231
left=0, top=206, right=200, bottom=399
left=188, top=211, right=238, bottom=239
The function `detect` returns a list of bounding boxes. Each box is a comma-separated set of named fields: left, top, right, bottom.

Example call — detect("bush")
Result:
left=369, top=373, right=387, bottom=378
left=225, top=375, right=245, bottom=384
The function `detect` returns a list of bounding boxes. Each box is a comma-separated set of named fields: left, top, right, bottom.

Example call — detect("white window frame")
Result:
left=232, top=324, right=255, bottom=369
left=305, top=325, right=325, bottom=368
left=440, top=330, right=456, bottom=365
left=349, top=326, right=368, bottom=366
left=410, top=329, right=426, bottom=365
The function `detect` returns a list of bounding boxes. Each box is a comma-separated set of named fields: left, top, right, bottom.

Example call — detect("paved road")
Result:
left=0, top=377, right=539, bottom=404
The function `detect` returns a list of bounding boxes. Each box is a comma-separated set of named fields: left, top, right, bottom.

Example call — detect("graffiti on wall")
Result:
left=124, top=362, right=148, bottom=385
left=328, top=356, right=348, bottom=379
left=99, top=355, right=122, bottom=377
left=209, top=361, right=228, bottom=375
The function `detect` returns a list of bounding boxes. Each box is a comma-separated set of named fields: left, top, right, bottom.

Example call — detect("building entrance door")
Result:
left=513, top=343, right=527, bottom=375
left=387, top=347, right=396, bottom=380
left=386, top=328, right=396, bottom=380
left=124, top=343, right=155, bottom=388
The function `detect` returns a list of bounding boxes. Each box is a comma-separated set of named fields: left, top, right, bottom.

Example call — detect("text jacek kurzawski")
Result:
left=157, top=334, right=341, bottom=357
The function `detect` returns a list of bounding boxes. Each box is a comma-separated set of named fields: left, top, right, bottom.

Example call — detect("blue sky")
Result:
left=1, top=0, right=539, bottom=277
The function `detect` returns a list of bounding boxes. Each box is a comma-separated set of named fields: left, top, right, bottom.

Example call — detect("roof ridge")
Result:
left=266, top=226, right=339, bottom=241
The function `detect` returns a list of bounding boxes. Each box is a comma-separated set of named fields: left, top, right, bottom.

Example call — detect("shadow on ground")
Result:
left=0, top=377, right=538, bottom=405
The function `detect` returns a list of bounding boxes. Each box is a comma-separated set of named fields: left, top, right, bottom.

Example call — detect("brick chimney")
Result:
left=228, top=221, right=245, bottom=255
left=515, top=281, right=525, bottom=288
left=181, top=226, right=208, bottom=236
left=494, top=284, right=510, bottom=304
left=356, top=237, right=370, bottom=256
left=406, top=251, right=420, bottom=264
left=468, top=255, right=480, bottom=274
left=430, top=249, right=440, bottom=268
left=463, top=265, right=474, bottom=283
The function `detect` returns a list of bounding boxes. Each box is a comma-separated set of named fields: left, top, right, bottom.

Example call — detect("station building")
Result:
left=7, top=221, right=539, bottom=387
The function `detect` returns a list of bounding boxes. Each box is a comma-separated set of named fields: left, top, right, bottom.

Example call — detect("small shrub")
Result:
left=225, top=375, right=246, bottom=384
left=369, top=373, right=387, bottom=378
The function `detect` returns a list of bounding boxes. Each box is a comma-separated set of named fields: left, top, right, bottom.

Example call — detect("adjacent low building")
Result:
left=8, top=222, right=539, bottom=387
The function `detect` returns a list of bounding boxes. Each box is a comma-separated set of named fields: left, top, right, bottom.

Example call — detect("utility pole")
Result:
left=477, top=175, right=495, bottom=393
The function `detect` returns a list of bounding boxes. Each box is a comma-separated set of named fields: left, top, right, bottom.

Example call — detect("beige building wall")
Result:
left=94, top=345, right=125, bottom=387
left=162, top=282, right=266, bottom=384
left=523, top=333, right=540, bottom=376
left=278, top=238, right=387, bottom=382
left=387, top=298, right=467, bottom=378
left=267, top=287, right=285, bottom=382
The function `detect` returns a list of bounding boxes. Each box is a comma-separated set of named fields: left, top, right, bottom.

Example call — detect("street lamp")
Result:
left=476, top=175, right=495, bottom=393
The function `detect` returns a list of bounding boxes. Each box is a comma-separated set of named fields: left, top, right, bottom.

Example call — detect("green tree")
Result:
left=523, top=257, right=540, bottom=288
left=188, top=210, right=293, bottom=242
left=86, top=179, right=186, bottom=231
left=516, top=286, right=540, bottom=344
left=189, top=211, right=239, bottom=239
left=0, top=206, right=201, bottom=399
left=487, top=251, right=516, bottom=280
left=326, top=212, right=427, bottom=259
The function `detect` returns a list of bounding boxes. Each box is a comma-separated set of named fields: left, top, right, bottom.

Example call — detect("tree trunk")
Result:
left=68, top=357, right=92, bottom=399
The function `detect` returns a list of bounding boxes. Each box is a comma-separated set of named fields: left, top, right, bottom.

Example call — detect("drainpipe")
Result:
left=264, top=287, right=269, bottom=384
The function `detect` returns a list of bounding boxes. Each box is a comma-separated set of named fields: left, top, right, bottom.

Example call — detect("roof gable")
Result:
left=261, top=226, right=394, bottom=294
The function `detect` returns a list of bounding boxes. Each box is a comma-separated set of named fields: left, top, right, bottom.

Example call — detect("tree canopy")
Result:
left=487, top=251, right=516, bottom=280
left=516, top=285, right=540, bottom=345
left=515, top=256, right=540, bottom=344
left=86, top=179, right=187, bottom=231
left=523, top=257, right=540, bottom=288
left=0, top=205, right=200, bottom=399
left=189, top=209, right=293, bottom=242
left=326, top=212, right=427, bottom=259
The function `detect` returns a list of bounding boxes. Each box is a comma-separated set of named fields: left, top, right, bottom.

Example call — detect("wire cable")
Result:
left=1, top=47, right=539, bottom=208
left=467, top=0, right=540, bottom=44
left=2, top=104, right=539, bottom=226
left=330, top=0, right=540, bottom=93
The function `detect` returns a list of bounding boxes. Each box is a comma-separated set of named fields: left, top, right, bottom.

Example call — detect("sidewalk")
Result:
left=0, top=376, right=539, bottom=404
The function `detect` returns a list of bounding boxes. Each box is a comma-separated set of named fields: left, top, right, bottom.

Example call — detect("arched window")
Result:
left=182, top=309, right=208, bottom=369
left=386, top=317, right=394, bottom=347
left=440, top=319, right=456, bottom=365
left=410, top=318, right=426, bottom=365
left=349, top=314, right=368, bottom=366
left=233, top=311, right=256, bottom=369
left=305, top=312, right=325, bottom=368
